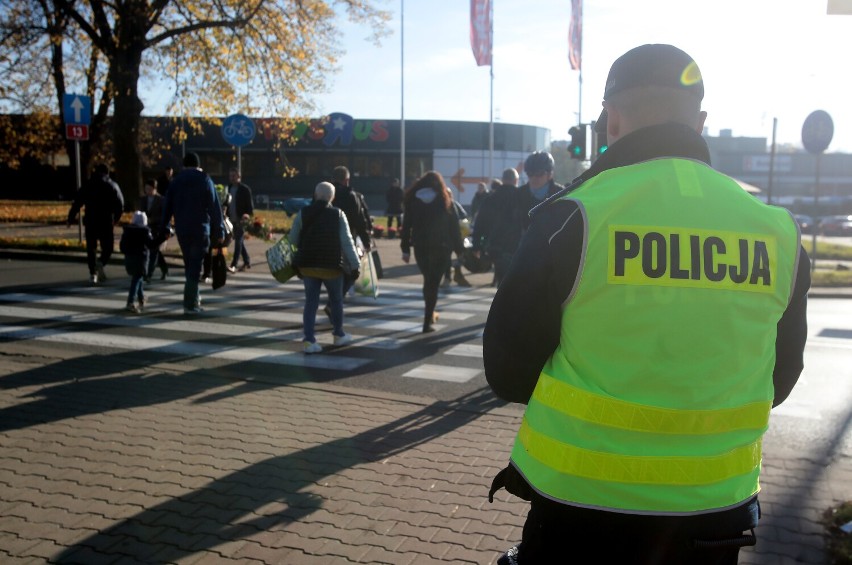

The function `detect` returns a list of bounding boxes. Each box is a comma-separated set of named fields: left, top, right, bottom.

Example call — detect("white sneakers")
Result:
left=333, top=334, right=353, bottom=346
left=303, top=334, right=353, bottom=354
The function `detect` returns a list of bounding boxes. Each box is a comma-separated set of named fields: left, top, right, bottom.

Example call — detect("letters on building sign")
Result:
left=276, top=112, right=389, bottom=146
left=608, top=226, right=776, bottom=293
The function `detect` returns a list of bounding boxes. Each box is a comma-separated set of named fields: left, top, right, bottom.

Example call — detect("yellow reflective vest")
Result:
left=510, top=158, right=801, bottom=514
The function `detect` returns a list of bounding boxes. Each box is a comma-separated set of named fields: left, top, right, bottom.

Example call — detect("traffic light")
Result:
left=568, top=124, right=588, bottom=160
left=596, top=134, right=608, bottom=158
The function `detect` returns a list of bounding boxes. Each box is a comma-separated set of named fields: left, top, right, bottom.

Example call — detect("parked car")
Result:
left=794, top=214, right=817, bottom=235
left=819, top=215, right=852, bottom=236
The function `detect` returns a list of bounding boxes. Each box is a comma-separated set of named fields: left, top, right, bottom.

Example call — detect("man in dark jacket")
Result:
left=226, top=167, right=254, bottom=272
left=161, top=152, right=225, bottom=314
left=517, top=151, right=563, bottom=230
left=470, top=167, right=524, bottom=287
left=331, top=166, right=372, bottom=295
left=484, top=44, right=810, bottom=564
left=67, top=163, right=125, bottom=285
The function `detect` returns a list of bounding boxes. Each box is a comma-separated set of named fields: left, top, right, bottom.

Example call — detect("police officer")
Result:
left=484, top=44, right=810, bottom=563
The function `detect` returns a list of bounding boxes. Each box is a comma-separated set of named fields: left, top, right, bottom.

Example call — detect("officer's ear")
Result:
left=603, top=102, right=623, bottom=144
left=697, top=110, right=708, bottom=134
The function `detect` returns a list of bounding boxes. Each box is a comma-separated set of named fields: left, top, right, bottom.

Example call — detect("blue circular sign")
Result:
left=222, top=113, right=256, bottom=147
left=801, top=110, right=833, bottom=155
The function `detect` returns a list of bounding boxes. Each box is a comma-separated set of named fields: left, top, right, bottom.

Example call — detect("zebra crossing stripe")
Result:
left=445, top=344, right=483, bottom=358
left=0, top=323, right=369, bottom=371
left=0, top=277, right=492, bottom=380
left=402, top=364, right=480, bottom=383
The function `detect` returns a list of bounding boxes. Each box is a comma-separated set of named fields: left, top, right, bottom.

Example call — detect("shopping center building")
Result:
left=166, top=112, right=551, bottom=207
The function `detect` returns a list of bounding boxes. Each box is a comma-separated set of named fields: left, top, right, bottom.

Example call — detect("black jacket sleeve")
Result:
left=772, top=247, right=810, bottom=407
left=484, top=200, right=584, bottom=403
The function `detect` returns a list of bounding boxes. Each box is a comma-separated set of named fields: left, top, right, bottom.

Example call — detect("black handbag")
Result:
left=212, top=247, right=227, bottom=290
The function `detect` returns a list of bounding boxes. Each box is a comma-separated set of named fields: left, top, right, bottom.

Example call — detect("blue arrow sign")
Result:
left=63, top=94, right=91, bottom=125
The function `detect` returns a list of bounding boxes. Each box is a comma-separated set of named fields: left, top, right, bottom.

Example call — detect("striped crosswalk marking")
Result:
left=402, top=364, right=481, bottom=383
left=0, top=272, right=495, bottom=381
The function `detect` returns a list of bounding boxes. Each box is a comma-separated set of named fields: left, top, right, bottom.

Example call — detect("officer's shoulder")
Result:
left=532, top=197, right=582, bottom=227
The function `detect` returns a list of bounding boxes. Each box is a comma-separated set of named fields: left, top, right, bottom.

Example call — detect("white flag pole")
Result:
left=488, top=0, right=494, bottom=181
left=400, top=0, right=406, bottom=189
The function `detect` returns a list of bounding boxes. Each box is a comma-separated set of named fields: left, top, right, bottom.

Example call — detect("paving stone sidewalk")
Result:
left=0, top=342, right=848, bottom=564
left=0, top=223, right=849, bottom=563
left=0, top=345, right=526, bottom=564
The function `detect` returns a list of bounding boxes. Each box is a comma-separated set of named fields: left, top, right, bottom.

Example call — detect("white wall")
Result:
left=432, top=149, right=528, bottom=206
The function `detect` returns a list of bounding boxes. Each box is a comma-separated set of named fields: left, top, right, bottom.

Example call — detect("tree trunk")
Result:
left=109, top=44, right=145, bottom=211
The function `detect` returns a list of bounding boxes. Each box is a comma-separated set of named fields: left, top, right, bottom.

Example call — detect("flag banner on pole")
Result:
left=470, top=0, right=492, bottom=66
left=569, top=0, right=582, bottom=71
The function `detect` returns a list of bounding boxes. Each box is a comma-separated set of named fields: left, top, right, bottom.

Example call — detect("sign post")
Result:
left=63, top=94, right=92, bottom=242
left=221, top=113, right=256, bottom=173
left=801, top=110, right=834, bottom=271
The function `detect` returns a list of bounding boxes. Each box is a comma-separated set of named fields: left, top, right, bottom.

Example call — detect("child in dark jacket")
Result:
left=120, top=211, right=153, bottom=313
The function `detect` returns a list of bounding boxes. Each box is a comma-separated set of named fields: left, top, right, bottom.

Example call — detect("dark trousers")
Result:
left=146, top=240, right=169, bottom=278
left=387, top=214, right=402, bottom=229
left=85, top=224, right=114, bottom=275
left=503, top=495, right=757, bottom=564
left=414, top=245, right=451, bottom=323
left=230, top=225, right=250, bottom=268
left=491, top=251, right=514, bottom=287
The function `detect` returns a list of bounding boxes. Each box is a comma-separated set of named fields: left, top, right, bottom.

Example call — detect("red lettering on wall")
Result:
left=370, top=120, right=389, bottom=142
left=307, top=119, right=325, bottom=140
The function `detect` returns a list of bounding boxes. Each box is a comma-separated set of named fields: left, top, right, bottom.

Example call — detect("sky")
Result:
left=297, top=0, right=852, bottom=153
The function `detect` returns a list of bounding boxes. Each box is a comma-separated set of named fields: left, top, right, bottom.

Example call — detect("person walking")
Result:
left=385, top=178, right=404, bottom=230
left=400, top=171, right=465, bottom=333
left=442, top=194, right=471, bottom=288
left=161, top=152, right=225, bottom=314
left=484, top=44, right=811, bottom=564
left=119, top=211, right=153, bottom=314
left=470, top=167, right=522, bottom=287
left=470, top=181, right=490, bottom=223
left=288, top=182, right=360, bottom=354
left=66, top=163, right=125, bottom=285
left=517, top=151, right=563, bottom=228
left=331, top=166, right=372, bottom=294
left=226, top=167, right=254, bottom=272
left=138, top=178, right=169, bottom=282
left=156, top=165, right=174, bottom=198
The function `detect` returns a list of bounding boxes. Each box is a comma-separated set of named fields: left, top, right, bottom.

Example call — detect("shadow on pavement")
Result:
left=50, top=387, right=504, bottom=563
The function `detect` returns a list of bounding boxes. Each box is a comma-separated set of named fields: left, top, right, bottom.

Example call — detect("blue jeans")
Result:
left=231, top=225, right=250, bottom=267
left=177, top=233, right=209, bottom=309
left=126, top=274, right=144, bottom=305
left=302, top=275, right=344, bottom=342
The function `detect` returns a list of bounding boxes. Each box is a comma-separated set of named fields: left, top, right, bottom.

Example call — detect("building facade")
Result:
left=164, top=113, right=551, bottom=207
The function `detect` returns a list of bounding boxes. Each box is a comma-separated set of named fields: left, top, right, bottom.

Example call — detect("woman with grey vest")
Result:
left=288, top=182, right=360, bottom=354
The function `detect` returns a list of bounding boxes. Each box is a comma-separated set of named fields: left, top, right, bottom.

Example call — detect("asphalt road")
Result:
left=0, top=256, right=496, bottom=402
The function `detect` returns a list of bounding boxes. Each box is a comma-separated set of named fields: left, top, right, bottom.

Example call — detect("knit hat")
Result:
left=132, top=211, right=148, bottom=227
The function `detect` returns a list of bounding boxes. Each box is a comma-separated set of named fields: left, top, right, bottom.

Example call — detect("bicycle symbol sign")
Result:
left=222, top=113, right=256, bottom=147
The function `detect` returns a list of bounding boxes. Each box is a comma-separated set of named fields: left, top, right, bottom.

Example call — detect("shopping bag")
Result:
left=371, top=249, right=384, bottom=279
left=266, top=236, right=298, bottom=283
left=212, top=247, right=227, bottom=290
left=354, top=251, right=379, bottom=298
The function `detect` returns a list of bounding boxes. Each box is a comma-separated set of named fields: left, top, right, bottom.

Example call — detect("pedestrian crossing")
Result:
left=0, top=271, right=495, bottom=382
